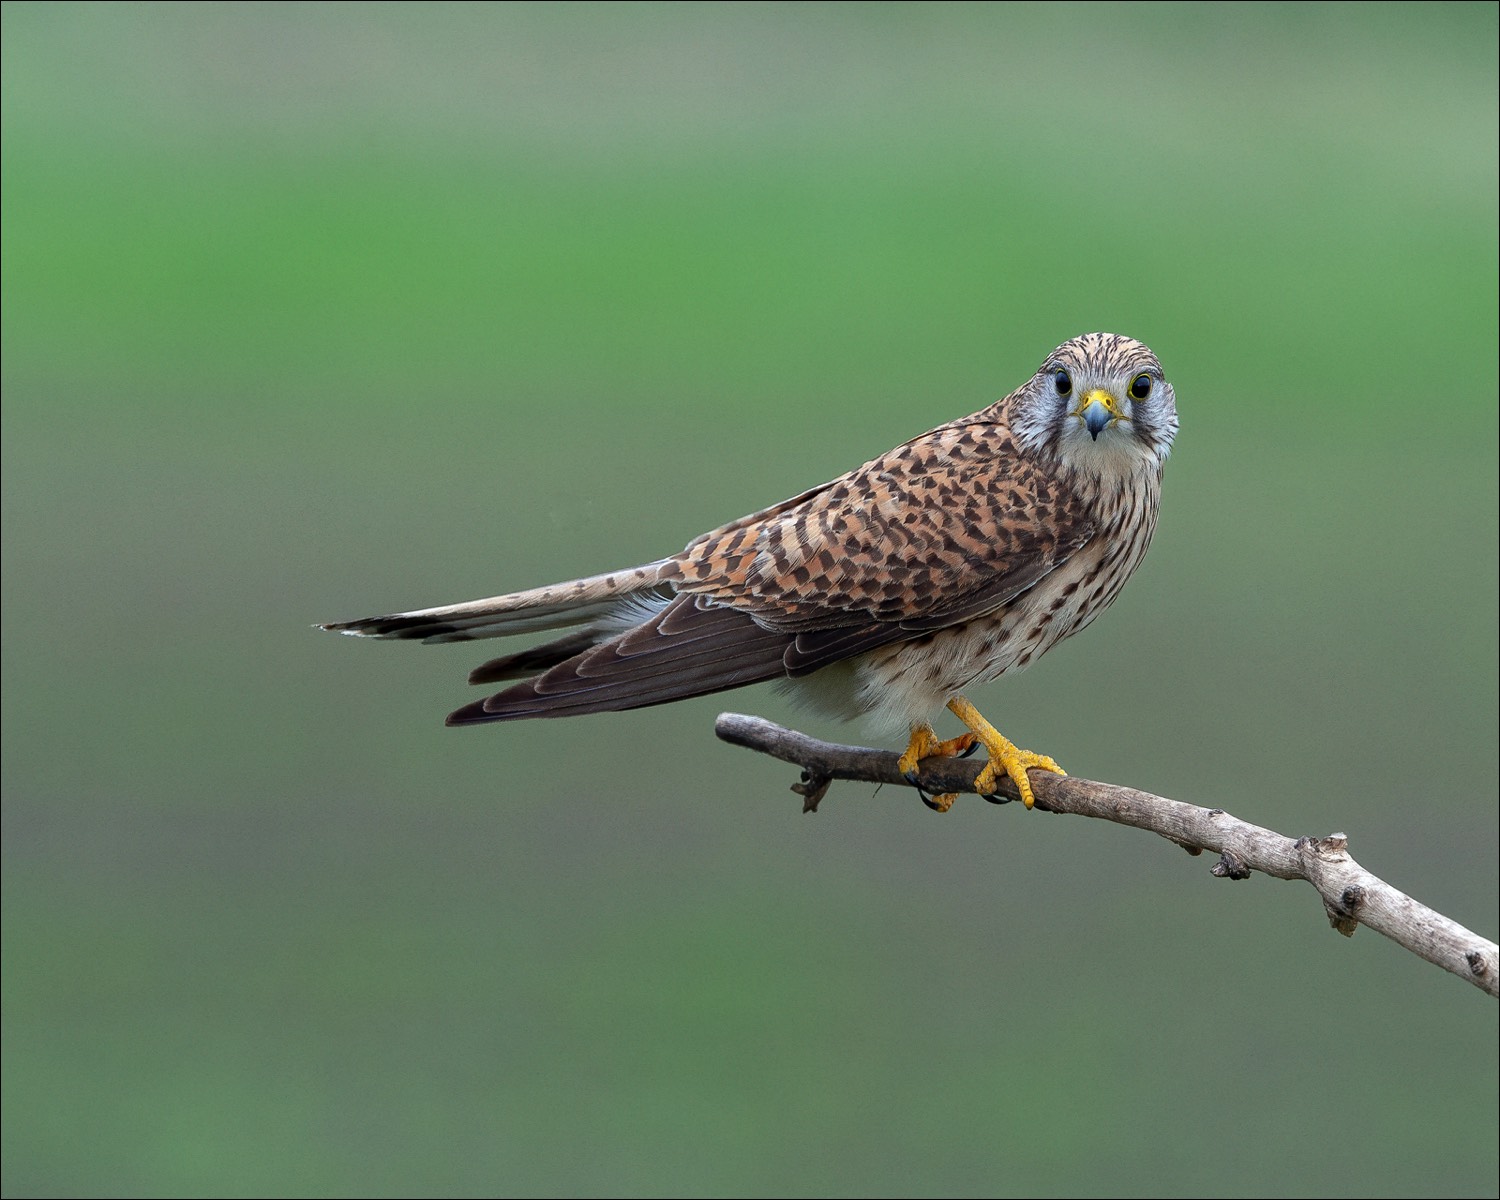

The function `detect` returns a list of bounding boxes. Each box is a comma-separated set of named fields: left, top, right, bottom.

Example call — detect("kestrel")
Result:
left=323, top=333, right=1178, bottom=811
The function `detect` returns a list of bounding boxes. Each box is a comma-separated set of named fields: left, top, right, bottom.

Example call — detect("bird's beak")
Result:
left=1078, top=389, right=1121, bottom=441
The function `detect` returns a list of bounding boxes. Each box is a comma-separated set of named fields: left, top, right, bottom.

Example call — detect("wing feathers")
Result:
left=331, top=406, right=1105, bottom=726
left=466, top=630, right=604, bottom=685
left=449, top=596, right=790, bottom=723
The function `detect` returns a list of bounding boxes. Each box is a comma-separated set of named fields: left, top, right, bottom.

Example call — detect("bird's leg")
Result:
left=897, top=722, right=980, bottom=813
left=946, top=695, right=1065, bottom=809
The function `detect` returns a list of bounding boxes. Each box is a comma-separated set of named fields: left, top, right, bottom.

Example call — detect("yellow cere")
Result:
left=1083, top=388, right=1123, bottom=417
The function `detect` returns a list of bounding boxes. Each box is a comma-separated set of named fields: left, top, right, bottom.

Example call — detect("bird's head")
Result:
left=1010, top=333, right=1178, bottom=475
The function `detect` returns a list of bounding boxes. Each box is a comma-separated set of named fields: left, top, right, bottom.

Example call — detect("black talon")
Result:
left=918, top=787, right=946, bottom=812
left=958, top=741, right=980, bottom=759
left=904, top=763, right=950, bottom=811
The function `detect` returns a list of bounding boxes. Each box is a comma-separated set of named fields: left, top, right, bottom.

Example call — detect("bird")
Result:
left=322, top=332, right=1178, bottom=811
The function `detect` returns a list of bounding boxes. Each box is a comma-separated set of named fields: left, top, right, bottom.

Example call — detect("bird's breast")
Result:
left=847, top=471, right=1160, bottom=731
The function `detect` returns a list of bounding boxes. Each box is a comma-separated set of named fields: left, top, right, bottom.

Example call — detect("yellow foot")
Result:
left=947, top=696, right=1065, bottom=809
left=896, top=724, right=978, bottom=777
left=896, top=723, right=980, bottom=813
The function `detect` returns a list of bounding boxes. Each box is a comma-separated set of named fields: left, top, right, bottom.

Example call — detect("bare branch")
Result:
left=714, top=712, right=1499, bottom=999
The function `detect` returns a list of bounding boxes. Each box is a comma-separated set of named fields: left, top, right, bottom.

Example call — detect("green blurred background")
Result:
left=3, top=3, right=1496, bottom=1196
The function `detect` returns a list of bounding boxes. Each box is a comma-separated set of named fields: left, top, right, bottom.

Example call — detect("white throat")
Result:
left=1056, top=423, right=1160, bottom=488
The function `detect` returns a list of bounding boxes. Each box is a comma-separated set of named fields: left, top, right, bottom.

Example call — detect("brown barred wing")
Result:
left=668, top=420, right=1095, bottom=646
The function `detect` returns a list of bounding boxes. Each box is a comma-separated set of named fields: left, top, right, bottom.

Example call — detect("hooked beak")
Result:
left=1078, top=389, right=1122, bottom=441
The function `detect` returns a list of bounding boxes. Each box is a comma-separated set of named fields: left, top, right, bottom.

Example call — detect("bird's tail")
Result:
left=318, top=560, right=676, bottom=645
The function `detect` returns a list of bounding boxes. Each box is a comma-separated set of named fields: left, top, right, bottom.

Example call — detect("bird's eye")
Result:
left=1129, top=373, right=1152, bottom=400
left=1053, top=370, right=1072, bottom=397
